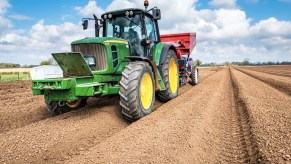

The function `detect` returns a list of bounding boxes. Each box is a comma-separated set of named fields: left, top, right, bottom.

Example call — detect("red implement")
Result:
left=160, top=32, right=196, bottom=57
left=160, top=32, right=197, bottom=86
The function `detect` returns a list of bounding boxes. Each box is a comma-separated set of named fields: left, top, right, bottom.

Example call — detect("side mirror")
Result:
left=152, top=8, right=161, bottom=20
left=82, top=19, right=88, bottom=30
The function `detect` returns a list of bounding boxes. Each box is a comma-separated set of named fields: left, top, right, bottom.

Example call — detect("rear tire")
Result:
left=119, top=61, right=155, bottom=121
left=157, top=50, right=179, bottom=102
left=189, top=66, right=198, bottom=85
left=45, top=98, right=87, bottom=115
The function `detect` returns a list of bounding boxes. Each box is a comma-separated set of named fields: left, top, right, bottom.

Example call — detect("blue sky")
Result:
left=199, top=0, right=291, bottom=23
left=0, top=0, right=291, bottom=65
left=8, top=0, right=291, bottom=31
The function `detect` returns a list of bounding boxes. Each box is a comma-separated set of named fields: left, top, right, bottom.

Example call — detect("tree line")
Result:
left=0, top=63, right=39, bottom=68
left=202, top=58, right=291, bottom=67
left=0, top=63, right=21, bottom=68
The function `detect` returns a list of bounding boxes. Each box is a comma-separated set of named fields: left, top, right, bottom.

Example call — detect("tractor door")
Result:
left=143, top=14, right=160, bottom=58
left=144, top=16, right=157, bottom=50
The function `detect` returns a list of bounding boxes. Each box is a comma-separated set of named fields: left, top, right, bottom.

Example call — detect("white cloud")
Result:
left=0, top=0, right=12, bottom=36
left=0, top=16, right=12, bottom=34
left=245, top=0, right=259, bottom=4
left=61, top=14, right=72, bottom=21
left=0, top=0, right=10, bottom=15
left=99, top=0, right=249, bottom=41
left=106, top=0, right=138, bottom=10
left=208, top=0, right=237, bottom=9
left=74, top=0, right=104, bottom=17
left=104, top=0, right=199, bottom=31
left=260, top=37, right=291, bottom=47
left=197, top=9, right=251, bottom=41
left=0, top=19, right=94, bottom=64
left=250, top=17, right=291, bottom=38
left=8, top=14, right=33, bottom=20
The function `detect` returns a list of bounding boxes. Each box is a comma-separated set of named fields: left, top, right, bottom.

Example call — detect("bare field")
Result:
left=0, top=67, right=290, bottom=163
left=241, top=65, right=291, bottom=78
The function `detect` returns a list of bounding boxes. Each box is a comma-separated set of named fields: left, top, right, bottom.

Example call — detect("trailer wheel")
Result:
left=157, top=50, right=179, bottom=102
left=189, top=66, right=198, bottom=85
left=45, top=98, right=87, bottom=115
left=119, top=61, right=155, bottom=121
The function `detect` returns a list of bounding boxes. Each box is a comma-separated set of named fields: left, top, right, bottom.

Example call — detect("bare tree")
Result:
left=224, top=61, right=230, bottom=66
left=242, top=58, right=250, bottom=65
left=194, top=59, right=202, bottom=67
left=48, top=57, right=57, bottom=65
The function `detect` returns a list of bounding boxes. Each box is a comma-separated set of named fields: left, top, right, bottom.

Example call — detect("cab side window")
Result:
left=145, top=16, right=157, bottom=47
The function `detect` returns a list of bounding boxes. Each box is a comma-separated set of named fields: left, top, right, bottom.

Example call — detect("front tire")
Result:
left=157, top=50, right=179, bottom=102
left=119, top=61, right=155, bottom=121
left=45, top=98, right=87, bottom=115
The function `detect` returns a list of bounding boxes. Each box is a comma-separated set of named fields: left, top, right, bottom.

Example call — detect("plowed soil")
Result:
left=0, top=67, right=290, bottom=163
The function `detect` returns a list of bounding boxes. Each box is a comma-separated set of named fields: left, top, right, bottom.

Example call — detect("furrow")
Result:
left=229, top=68, right=266, bottom=163
left=242, top=67, right=291, bottom=78
left=236, top=68, right=291, bottom=96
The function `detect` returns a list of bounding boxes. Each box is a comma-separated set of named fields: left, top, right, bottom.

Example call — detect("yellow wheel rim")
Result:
left=66, top=99, right=82, bottom=108
left=169, top=58, right=178, bottom=94
left=140, top=72, right=153, bottom=110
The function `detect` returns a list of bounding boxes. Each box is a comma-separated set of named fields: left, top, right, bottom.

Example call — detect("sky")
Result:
left=0, top=0, right=291, bottom=65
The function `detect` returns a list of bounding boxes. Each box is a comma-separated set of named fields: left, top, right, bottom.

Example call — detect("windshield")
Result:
left=105, top=14, right=144, bottom=56
left=105, top=14, right=142, bottom=40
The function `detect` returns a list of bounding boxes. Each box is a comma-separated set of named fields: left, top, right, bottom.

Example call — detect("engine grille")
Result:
left=71, top=43, right=107, bottom=71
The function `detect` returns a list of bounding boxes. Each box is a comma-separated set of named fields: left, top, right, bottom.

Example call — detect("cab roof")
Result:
left=102, top=8, right=144, bottom=16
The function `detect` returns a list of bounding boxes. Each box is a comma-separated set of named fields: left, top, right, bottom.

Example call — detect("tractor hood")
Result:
left=71, top=37, right=128, bottom=45
left=52, top=52, right=93, bottom=77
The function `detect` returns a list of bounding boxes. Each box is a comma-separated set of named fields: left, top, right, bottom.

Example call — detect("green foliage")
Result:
left=0, top=63, right=20, bottom=68
left=194, top=59, right=202, bottom=67
left=40, top=61, right=50, bottom=65
left=0, top=72, right=31, bottom=82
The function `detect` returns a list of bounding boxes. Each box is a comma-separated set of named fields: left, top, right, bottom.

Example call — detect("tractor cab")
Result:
left=82, top=7, right=161, bottom=58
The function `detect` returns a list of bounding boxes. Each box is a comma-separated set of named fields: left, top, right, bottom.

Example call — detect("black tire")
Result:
left=45, top=98, right=87, bottom=115
left=119, top=61, right=155, bottom=121
left=189, top=66, right=198, bottom=86
left=157, top=50, right=179, bottom=102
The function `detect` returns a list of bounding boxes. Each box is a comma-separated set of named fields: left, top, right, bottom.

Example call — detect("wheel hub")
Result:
left=140, top=73, right=153, bottom=110
left=169, top=58, right=178, bottom=94
left=66, top=99, right=82, bottom=108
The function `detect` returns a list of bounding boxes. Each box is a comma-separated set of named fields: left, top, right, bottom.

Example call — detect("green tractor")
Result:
left=32, top=1, right=196, bottom=121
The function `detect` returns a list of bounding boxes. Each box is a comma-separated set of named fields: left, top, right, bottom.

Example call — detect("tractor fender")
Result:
left=159, top=43, right=177, bottom=65
left=124, top=56, right=160, bottom=91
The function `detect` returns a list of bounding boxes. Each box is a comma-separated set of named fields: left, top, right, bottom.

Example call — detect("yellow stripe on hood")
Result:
left=104, top=40, right=128, bottom=45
